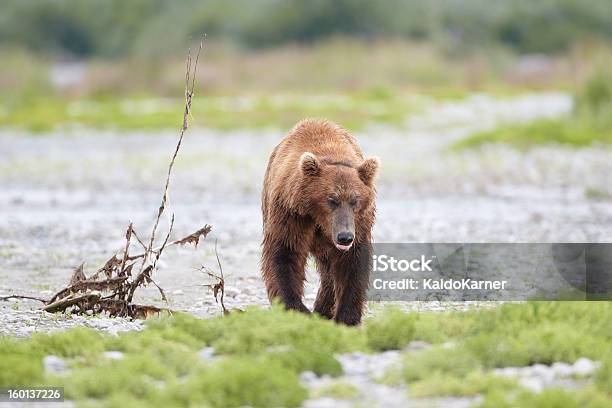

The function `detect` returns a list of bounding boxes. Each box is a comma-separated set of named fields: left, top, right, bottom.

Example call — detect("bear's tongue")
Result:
left=335, top=243, right=352, bottom=251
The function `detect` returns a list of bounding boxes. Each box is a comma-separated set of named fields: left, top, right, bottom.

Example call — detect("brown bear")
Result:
left=261, top=119, right=379, bottom=325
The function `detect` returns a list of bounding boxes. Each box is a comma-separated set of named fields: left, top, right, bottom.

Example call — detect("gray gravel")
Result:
left=2, top=91, right=612, bottom=329
left=0, top=92, right=610, bottom=407
left=0, top=309, right=142, bottom=338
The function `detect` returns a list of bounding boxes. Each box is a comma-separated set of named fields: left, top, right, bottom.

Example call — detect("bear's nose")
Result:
left=337, top=232, right=354, bottom=246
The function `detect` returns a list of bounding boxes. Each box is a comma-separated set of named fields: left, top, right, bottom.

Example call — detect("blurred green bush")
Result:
left=1, top=0, right=612, bottom=57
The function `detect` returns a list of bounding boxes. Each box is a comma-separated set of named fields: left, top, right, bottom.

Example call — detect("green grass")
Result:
left=477, top=387, right=611, bottom=408
left=453, top=117, right=612, bottom=150
left=409, top=370, right=518, bottom=398
left=366, top=307, right=416, bottom=351
left=1, top=302, right=611, bottom=406
left=0, top=91, right=423, bottom=133
left=399, top=302, right=612, bottom=400
left=454, top=65, right=612, bottom=150
left=312, top=381, right=360, bottom=399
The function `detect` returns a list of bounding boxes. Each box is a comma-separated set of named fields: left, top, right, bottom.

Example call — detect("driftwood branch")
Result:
left=0, top=295, right=48, bottom=303
left=1, top=35, right=226, bottom=319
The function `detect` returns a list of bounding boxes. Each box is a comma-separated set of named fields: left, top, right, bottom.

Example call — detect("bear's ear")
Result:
left=358, top=156, right=380, bottom=186
left=300, top=152, right=321, bottom=176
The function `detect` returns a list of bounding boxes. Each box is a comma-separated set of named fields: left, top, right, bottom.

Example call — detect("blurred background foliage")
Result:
left=2, top=0, right=612, bottom=57
left=1, top=0, right=612, bottom=134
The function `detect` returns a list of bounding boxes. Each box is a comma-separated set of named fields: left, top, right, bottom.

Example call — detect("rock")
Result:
left=403, top=341, right=432, bottom=352
left=530, top=364, right=555, bottom=382
left=520, top=377, right=544, bottom=393
left=337, top=352, right=370, bottom=376
left=198, top=347, right=215, bottom=361
left=44, top=355, right=68, bottom=374
left=224, top=287, right=240, bottom=298
left=572, top=358, right=596, bottom=376
left=551, top=362, right=573, bottom=378
left=103, top=351, right=124, bottom=360
left=90, top=319, right=111, bottom=329
left=300, top=371, right=317, bottom=384
left=302, top=397, right=352, bottom=408
left=493, top=367, right=520, bottom=377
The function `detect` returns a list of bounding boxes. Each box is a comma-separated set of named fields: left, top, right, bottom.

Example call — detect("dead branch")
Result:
left=171, top=225, right=212, bottom=248
left=48, top=276, right=129, bottom=305
left=138, top=37, right=204, bottom=277
left=200, top=239, right=228, bottom=315
left=4, top=35, right=223, bottom=319
left=44, top=293, right=101, bottom=314
left=0, top=295, right=48, bottom=303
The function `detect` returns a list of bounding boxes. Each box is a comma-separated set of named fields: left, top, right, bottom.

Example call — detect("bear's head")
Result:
left=299, top=152, right=379, bottom=252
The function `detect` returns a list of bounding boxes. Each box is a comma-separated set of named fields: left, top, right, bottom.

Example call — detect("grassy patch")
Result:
left=2, top=302, right=611, bottom=406
left=1, top=306, right=365, bottom=407
left=410, top=370, right=517, bottom=398
left=453, top=117, right=612, bottom=150
left=403, top=347, right=480, bottom=382
left=400, top=302, right=612, bottom=399
left=585, top=187, right=612, bottom=200
left=454, top=66, right=612, bottom=149
left=312, top=381, right=360, bottom=399
left=0, top=92, right=423, bottom=132
left=478, top=387, right=612, bottom=408
left=366, top=308, right=416, bottom=351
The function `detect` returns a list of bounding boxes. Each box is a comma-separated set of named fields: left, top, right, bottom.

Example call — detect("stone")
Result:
left=572, top=358, right=596, bottom=376
left=403, top=341, right=432, bottom=352
left=300, top=371, right=317, bottom=384
left=103, top=351, right=125, bottom=360
left=551, top=362, right=573, bottom=378
left=224, top=287, right=240, bottom=298
left=44, top=355, right=68, bottom=374
left=520, top=377, right=544, bottom=393
left=198, top=347, right=215, bottom=361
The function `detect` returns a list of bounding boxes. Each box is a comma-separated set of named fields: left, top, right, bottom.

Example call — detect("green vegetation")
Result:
left=478, top=387, right=611, bottom=408
left=366, top=307, right=416, bottom=351
left=455, top=66, right=612, bottom=149
left=0, top=92, right=424, bottom=133
left=2, top=0, right=612, bottom=56
left=312, top=381, right=360, bottom=399
left=399, top=302, right=612, bottom=401
left=1, top=302, right=611, bottom=406
left=409, top=370, right=518, bottom=398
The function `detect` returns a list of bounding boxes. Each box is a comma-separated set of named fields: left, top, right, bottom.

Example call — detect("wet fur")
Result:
left=261, top=119, right=378, bottom=325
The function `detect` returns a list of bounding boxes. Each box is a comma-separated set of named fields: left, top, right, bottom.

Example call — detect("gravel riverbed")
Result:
left=2, top=92, right=612, bottom=325
left=1, top=92, right=610, bottom=406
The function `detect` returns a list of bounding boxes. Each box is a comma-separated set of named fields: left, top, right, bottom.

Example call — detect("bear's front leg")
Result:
left=313, top=256, right=335, bottom=319
left=261, top=233, right=310, bottom=314
left=332, top=242, right=371, bottom=325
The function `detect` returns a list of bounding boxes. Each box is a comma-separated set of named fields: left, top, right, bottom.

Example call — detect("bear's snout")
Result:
left=336, top=231, right=354, bottom=251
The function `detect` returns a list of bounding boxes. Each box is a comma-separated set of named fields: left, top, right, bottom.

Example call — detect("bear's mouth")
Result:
left=335, top=243, right=352, bottom=252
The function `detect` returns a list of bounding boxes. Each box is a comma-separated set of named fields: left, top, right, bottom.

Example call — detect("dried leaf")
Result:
left=100, top=256, right=122, bottom=279
left=174, top=225, right=212, bottom=248
left=69, top=263, right=86, bottom=286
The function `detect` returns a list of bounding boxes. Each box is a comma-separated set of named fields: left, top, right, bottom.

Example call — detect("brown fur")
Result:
left=261, top=119, right=378, bottom=325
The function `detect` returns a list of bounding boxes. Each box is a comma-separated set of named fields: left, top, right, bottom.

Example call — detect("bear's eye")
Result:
left=349, top=197, right=358, bottom=207
left=328, top=197, right=340, bottom=208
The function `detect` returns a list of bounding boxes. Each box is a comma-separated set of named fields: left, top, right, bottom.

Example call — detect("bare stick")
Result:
left=119, top=222, right=133, bottom=275
left=139, top=35, right=206, bottom=276
left=214, top=239, right=227, bottom=314
left=0, top=295, right=48, bottom=303
left=8, top=37, right=211, bottom=318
